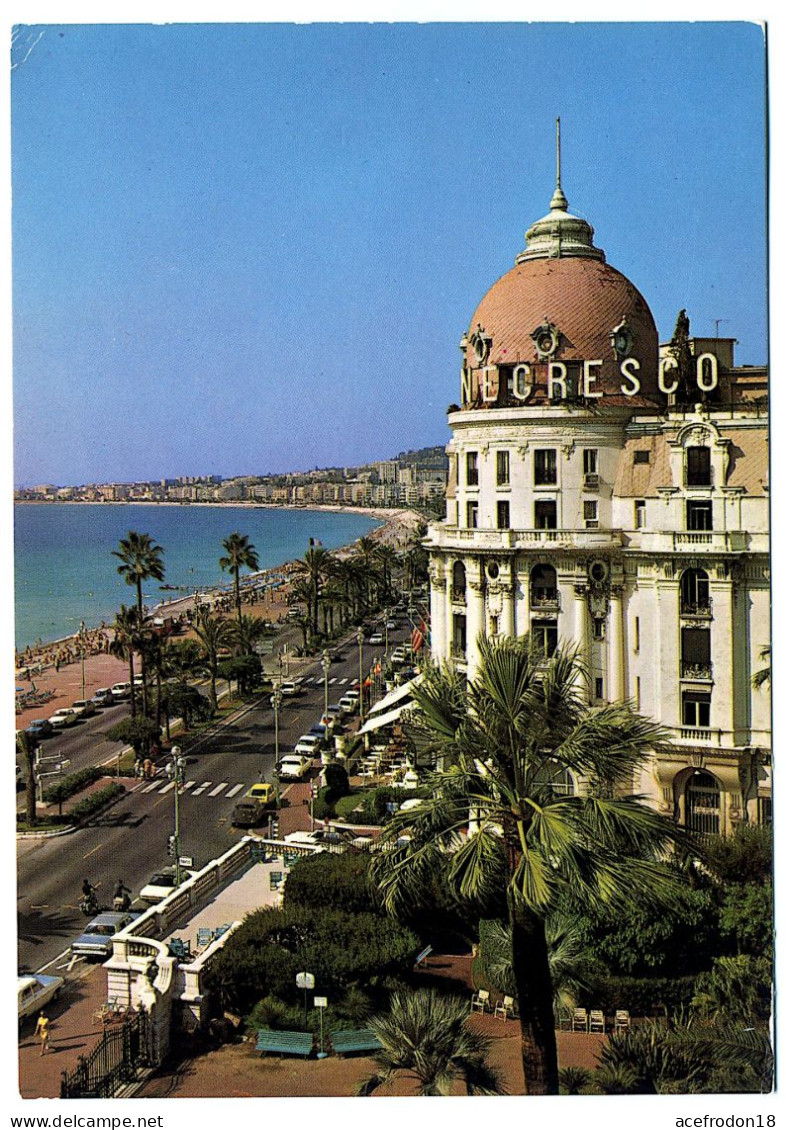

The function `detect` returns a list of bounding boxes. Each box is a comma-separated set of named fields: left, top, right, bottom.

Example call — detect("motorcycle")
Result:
left=79, top=892, right=98, bottom=916
left=113, top=893, right=131, bottom=912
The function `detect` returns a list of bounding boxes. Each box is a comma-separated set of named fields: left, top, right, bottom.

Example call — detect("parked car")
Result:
left=71, top=911, right=140, bottom=958
left=278, top=754, right=313, bottom=779
left=278, top=680, right=301, bottom=697
left=338, top=694, right=358, bottom=714
left=231, top=782, right=276, bottom=827
left=296, top=733, right=322, bottom=757
left=70, top=699, right=96, bottom=719
left=48, top=707, right=79, bottom=728
left=25, top=718, right=53, bottom=739
left=18, top=973, right=65, bottom=1025
left=110, top=682, right=132, bottom=700
left=368, top=633, right=384, bottom=646
left=139, top=867, right=197, bottom=906
left=283, top=830, right=326, bottom=852
left=91, top=688, right=115, bottom=708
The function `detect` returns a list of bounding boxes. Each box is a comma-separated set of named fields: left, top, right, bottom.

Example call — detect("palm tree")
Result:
left=112, top=531, right=165, bottom=715
left=17, top=730, right=38, bottom=826
left=193, top=611, right=231, bottom=712
left=219, top=533, right=260, bottom=623
left=751, top=644, right=770, bottom=691
left=356, top=989, right=505, bottom=1096
left=371, top=634, right=687, bottom=1095
left=227, top=613, right=270, bottom=658
left=293, top=546, right=333, bottom=645
left=353, top=537, right=382, bottom=611
left=109, top=605, right=142, bottom=718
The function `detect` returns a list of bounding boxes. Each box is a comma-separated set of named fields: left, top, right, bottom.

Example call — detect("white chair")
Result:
left=589, top=1010, right=606, bottom=1033
left=571, top=1007, right=588, bottom=1031
left=494, top=995, right=515, bottom=1020
left=615, top=1009, right=630, bottom=1032
left=471, top=989, right=490, bottom=1013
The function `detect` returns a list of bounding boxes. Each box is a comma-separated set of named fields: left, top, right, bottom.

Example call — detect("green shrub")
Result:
left=334, top=792, right=367, bottom=821
left=67, top=784, right=125, bottom=822
left=204, top=904, right=419, bottom=1015
left=582, top=973, right=699, bottom=1016
left=247, top=995, right=316, bottom=1032
left=42, top=766, right=103, bottom=804
left=283, top=852, right=377, bottom=915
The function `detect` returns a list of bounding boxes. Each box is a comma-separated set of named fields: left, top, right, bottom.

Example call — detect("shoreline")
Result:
left=13, top=499, right=414, bottom=523
left=15, top=507, right=425, bottom=663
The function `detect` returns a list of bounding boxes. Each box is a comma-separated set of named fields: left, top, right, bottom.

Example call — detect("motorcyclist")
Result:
left=80, top=878, right=98, bottom=915
left=113, top=878, right=131, bottom=912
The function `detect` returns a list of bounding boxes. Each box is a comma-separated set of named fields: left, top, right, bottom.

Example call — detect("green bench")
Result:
left=329, top=1027, right=382, bottom=1057
left=256, top=1028, right=314, bottom=1058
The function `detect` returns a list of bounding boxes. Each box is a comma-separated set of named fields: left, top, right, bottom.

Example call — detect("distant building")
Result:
left=425, top=157, right=770, bottom=836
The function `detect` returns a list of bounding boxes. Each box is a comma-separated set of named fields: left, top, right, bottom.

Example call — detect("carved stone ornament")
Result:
left=471, top=324, right=491, bottom=365
left=610, top=316, right=635, bottom=360
left=530, top=319, right=561, bottom=360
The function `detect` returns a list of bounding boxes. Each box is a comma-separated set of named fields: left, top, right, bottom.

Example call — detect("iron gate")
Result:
left=60, top=1009, right=153, bottom=1099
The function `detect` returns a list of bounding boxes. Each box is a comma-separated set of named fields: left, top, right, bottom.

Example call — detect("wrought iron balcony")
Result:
left=450, top=642, right=467, bottom=659
left=681, top=661, right=713, bottom=681
left=450, top=586, right=466, bottom=603
left=530, top=591, right=560, bottom=611
left=680, top=598, right=713, bottom=619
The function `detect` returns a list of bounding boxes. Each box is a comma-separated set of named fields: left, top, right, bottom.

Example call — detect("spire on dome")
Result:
left=549, top=117, right=569, bottom=212
left=516, top=119, right=605, bottom=264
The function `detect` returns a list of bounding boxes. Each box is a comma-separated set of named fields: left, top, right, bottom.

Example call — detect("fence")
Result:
left=60, top=1009, right=154, bottom=1099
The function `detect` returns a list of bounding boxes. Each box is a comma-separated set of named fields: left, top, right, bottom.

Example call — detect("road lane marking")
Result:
left=226, top=784, right=244, bottom=797
left=159, top=781, right=175, bottom=794
left=192, top=782, right=212, bottom=795
left=329, top=677, right=337, bottom=684
left=142, top=782, right=159, bottom=793
left=182, top=780, right=196, bottom=791
left=208, top=782, right=228, bottom=796
left=83, top=845, right=102, bottom=859
left=339, top=677, right=348, bottom=684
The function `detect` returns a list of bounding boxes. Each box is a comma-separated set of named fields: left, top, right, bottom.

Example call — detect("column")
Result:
left=465, top=561, right=485, bottom=679
left=656, top=578, right=681, bottom=731
left=712, top=577, right=735, bottom=740
left=429, top=574, right=448, bottom=662
left=573, top=584, right=589, bottom=700
left=607, top=586, right=625, bottom=702
left=501, top=578, right=516, bottom=639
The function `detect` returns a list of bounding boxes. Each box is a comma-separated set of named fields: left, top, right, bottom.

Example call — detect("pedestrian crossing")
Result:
left=300, top=675, right=350, bottom=686
left=131, top=777, right=260, bottom=801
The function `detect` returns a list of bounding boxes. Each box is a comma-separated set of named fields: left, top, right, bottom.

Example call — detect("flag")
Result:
left=412, top=627, right=424, bottom=652
left=374, top=661, right=382, bottom=675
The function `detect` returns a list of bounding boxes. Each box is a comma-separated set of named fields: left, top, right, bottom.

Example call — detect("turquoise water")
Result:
left=14, top=504, right=380, bottom=650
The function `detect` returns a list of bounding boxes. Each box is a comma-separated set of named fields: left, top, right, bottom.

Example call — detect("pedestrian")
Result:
left=35, top=1011, right=50, bottom=1055
left=134, top=758, right=142, bottom=778
left=143, top=758, right=153, bottom=779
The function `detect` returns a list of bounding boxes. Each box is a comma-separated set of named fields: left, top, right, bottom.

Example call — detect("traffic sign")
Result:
left=178, top=856, right=193, bottom=867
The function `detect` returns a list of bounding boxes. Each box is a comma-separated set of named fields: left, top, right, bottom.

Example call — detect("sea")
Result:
left=13, top=503, right=381, bottom=651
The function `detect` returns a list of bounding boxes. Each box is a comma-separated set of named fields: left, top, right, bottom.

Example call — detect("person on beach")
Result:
left=35, top=1012, right=50, bottom=1055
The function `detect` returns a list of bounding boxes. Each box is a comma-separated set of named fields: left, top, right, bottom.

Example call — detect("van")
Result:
left=110, top=682, right=132, bottom=699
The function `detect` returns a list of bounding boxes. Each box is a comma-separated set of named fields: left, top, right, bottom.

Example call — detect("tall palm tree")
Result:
left=112, top=531, right=165, bottom=716
left=293, top=546, right=333, bottom=644
left=357, top=989, right=505, bottom=1096
left=353, top=537, right=382, bottom=611
left=227, top=613, right=270, bottom=658
left=16, top=730, right=38, bottom=826
left=193, top=611, right=231, bottom=711
left=109, top=605, right=142, bottom=718
left=371, top=634, right=687, bottom=1095
left=219, top=533, right=260, bottom=623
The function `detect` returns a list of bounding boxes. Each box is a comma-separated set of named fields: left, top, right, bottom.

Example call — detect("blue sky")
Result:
left=11, top=21, right=767, bottom=486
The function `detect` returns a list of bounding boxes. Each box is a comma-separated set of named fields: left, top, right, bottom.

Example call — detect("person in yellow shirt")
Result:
left=34, top=1011, right=50, bottom=1055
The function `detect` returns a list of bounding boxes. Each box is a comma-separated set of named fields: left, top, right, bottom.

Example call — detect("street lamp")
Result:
left=165, top=747, right=187, bottom=887
left=356, top=628, right=365, bottom=725
left=271, top=687, right=283, bottom=794
left=320, top=650, right=332, bottom=765
left=78, top=620, right=87, bottom=701
left=384, top=608, right=390, bottom=660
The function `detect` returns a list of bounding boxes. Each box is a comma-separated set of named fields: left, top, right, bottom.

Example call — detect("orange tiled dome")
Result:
left=467, top=255, right=660, bottom=403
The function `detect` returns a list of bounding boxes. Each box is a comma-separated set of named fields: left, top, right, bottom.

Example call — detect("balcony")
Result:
left=680, top=599, right=713, bottom=619
left=678, top=726, right=722, bottom=746
left=633, top=530, right=753, bottom=553
left=583, top=473, right=600, bottom=490
left=681, top=661, right=713, bottom=681
left=450, top=586, right=466, bottom=604
left=530, top=591, right=560, bottom=612
left=426, top=526, right=623, bottom=552
left=450, top=642, right=467, bottom=660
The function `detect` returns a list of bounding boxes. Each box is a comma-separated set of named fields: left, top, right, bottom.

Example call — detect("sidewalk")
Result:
left=18, top=962, right=109, bottom=1099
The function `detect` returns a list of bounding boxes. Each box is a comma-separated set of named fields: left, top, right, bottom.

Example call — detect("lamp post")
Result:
left=271, top=687, right=283, bottom=795
left=384, top=608, right=390, bottom=660
left=356, top=628, right=365, bottom=725
left=320, top=651, right=332, bottom=765
left=78, top=620, right=87, bottom=701
left=165, top=747, right=187, bottom=887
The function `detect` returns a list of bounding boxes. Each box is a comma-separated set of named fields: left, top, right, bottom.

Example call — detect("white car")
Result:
left=368, top=632, right=384, bottom=646
left=278, top=755, right=313, bottom=779
left=49, top=707, right=79, bottom=728
left=338, top=695, right=358, bottom=714
left=283, top=831, right=326, bottom=851
left=294, top=734, right=322, bottom=758
left=278, top=681, right=301, bottom=697
left=18, top=974, right=65, bottom=1026
left=110, top=682, right=132, bottom=699
left=139, top=867, right=197, bottom=906
left=70, top=699, right=96, bottom=719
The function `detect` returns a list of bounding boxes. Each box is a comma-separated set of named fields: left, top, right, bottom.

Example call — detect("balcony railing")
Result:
left=450, top=586, right=466, bottom=603
left=450, top=642, right=467, bottom=659
left=530, top=591, right=560, bottom=611
left=429, top=527, right=623, bottom=550
left=680, top=599, right=713, bottom=619
left=583, top=473, right=600, bottom=490
left=681, top=661, right=713, bottom=680
left=679, top=726, right=722, bottom=745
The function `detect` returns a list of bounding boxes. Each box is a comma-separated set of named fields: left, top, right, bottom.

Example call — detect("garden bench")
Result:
left=329, top=1027, right=382, bottom=1057
left=256, top=1028, right=314, bottom=1058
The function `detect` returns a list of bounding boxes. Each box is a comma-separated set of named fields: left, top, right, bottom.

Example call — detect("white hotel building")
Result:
left=424, top=170, right=770, bottom=837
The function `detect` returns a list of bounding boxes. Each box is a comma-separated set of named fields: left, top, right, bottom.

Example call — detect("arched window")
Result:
left=451, top=561, right=466, bottom=602
left=530, top=564, right=558, bottom=608
left=532, top=763, right=576, bottom=799
left=680, top=568, right=711, bottom=616
left=685, top=770, right=721, bottom=836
